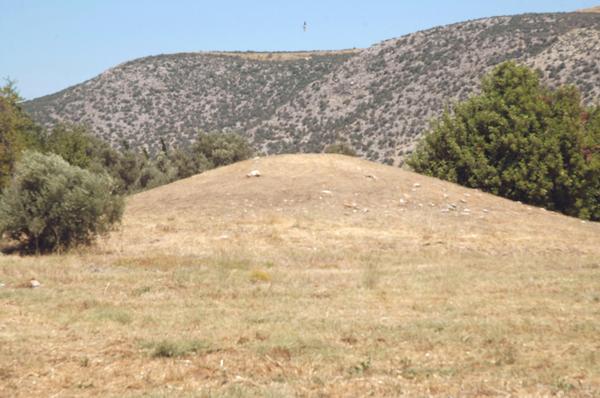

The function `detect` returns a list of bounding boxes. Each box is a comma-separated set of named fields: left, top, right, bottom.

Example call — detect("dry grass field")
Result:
left=1, top=154, right=599, bottom=397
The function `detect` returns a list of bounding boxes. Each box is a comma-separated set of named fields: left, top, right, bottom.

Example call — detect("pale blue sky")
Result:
left=2, top=0, right=599, bottom=99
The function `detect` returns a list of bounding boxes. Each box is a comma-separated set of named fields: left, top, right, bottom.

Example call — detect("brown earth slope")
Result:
left=119, top=153, right=599, bottom=258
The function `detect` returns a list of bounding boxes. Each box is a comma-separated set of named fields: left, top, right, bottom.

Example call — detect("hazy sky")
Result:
left=2, top=0, right=599, bottom=99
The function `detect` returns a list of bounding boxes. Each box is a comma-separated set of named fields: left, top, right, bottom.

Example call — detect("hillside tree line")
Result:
left=409, top=62, right=599, bottom=221
left=0, top=81, right=253, bottom=252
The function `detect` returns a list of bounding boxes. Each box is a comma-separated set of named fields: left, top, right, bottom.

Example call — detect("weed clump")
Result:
left=249, top=269, right=272, bottom=283
left=145, top=339, right=212, bottom=358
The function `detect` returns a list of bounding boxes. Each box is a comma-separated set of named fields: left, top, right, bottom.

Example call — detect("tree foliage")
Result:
left=409, top=62, right=599, bottom=220
left=190, top=131, right=254, bottom=168
left=0, top=81, right=43, bottom=190
left=0, top=151, right=124, bottom=252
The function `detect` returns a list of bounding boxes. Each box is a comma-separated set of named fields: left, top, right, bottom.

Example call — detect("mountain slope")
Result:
left=251, top=13, right=600, bottom=164
left=23, top=13, right=600, bottom=162
left=24, top=51, right=357, bottom=153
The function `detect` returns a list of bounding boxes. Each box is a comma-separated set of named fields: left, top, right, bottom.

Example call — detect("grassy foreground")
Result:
left=1, top=155, right=599, bottom=397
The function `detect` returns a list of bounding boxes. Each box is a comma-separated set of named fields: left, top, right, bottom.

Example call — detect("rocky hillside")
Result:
left=24, top=12, right=600, bottom=163
left=24, top=51, right=357, bottom=153
left=252, top=13, right=600, bottom=164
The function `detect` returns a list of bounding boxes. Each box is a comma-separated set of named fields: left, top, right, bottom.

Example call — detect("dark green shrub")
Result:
left=191, top=132, right=253, bottom=168
left=324, top=142, right=357, bottom=156
left=0, top=151, right=124, bottom=253
left=409, top=62, right=599, bottom=221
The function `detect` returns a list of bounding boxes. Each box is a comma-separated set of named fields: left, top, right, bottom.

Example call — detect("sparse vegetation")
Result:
left=1, top=154, right=599, bottom=397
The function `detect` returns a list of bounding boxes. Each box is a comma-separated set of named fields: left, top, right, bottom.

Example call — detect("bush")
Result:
left=409, top=62, right=599, bottom=221
left=324, top=142, right=357, bottom=156
left=191, top=132, right=253, bottom=168
left=0, top=151, right=124, bottom=252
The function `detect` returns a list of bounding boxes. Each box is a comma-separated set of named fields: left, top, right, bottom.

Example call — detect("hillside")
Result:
left=118, top=154, right=599, bottom=256
left=2, top=154, right=599, bottom=397
left=23, top=12, right=600, bottom=163
left=24, top=51, right=357, bottom=153
left=251, top=13, right=600, bottom=164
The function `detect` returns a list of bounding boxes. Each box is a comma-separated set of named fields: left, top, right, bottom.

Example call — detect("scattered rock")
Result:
left=246, top=170, right=261, bottom=178
left=365, top=174, right=378, bottom=180
left=413, top=183, right=421, bottom=188
left=29, top=278, right=41, bottom=288
left=0, top=282, right=4, bottom=288
left=320, top=190, right=333, bottom=196
left=343, top=202, right=359, bottom=210
left=460, top=198, right=468, bottom=204
left=482, top=209, right=489, bottom=213
left=447, top=204, right=457, bottom=211
left=399, top=198, right=406, bottom=205
left=341, top=336, right=358, bottom=345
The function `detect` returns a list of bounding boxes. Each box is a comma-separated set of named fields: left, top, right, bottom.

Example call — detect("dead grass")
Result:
left=1, top=154, right=599, bottom=397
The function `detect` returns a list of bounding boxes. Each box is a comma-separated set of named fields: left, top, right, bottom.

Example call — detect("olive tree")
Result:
left=0, top=151, right=124, bottom=252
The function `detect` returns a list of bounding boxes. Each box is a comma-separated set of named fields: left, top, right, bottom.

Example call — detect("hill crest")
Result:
left=120, top=154, right=600, bottom=258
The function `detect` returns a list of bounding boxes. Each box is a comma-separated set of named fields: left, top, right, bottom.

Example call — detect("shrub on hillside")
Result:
left=0, top=151, right=124, bottom=253
left=191, top=132, right=253, bottom=168
left=408, top=61, right=599, bottom=220
left=324, top=142, right=357, bottom=156
left=45, top=123, right=149, bottom=194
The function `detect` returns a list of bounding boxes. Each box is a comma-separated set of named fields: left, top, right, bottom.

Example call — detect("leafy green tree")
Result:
left=169, top=149, right=198, bottom=179
left=45, top=123, right=98, bottom=169
left=0, top=81, right=43, bottom=190
left=409, top=61, right=599, bottom=220
left=137, top=153, right=178, bottom=189
left=0, top=151, right=124, bottom=253
left=45, top=123, right=156, bottom=194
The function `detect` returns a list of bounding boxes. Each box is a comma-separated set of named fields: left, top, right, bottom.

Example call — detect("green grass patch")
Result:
left=143, top=338, right=213, bottom=358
